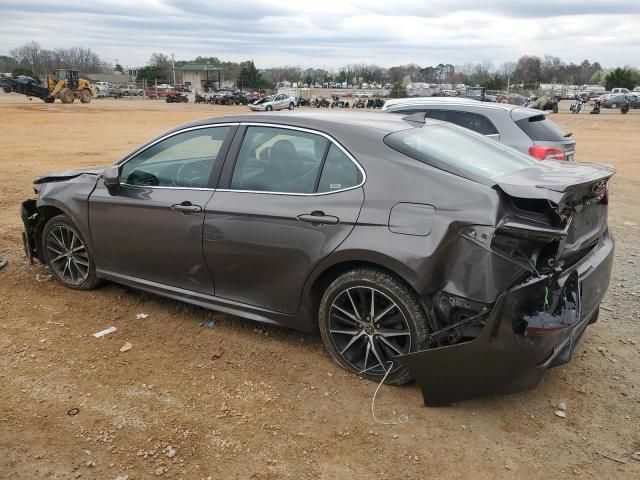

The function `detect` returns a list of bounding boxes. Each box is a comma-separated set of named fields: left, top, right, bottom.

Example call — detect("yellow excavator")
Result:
left=45, top=69, right=95, bottom=103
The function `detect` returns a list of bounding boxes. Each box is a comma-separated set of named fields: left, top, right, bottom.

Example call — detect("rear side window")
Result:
left=516, top=115, right=568, bottom=142
left=317, top=144, right=361, bottom=192
left=426, top=110, right=498, bottom=135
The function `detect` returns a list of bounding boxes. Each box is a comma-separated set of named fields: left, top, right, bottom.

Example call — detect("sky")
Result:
left=1, top=0, right=639, bottom=69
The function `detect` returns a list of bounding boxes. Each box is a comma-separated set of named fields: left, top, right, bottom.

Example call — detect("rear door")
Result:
left=202, top=124, right=365, bottom=314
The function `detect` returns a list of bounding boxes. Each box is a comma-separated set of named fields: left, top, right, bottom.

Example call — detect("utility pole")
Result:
left=171, top=53, right=176, bottom=85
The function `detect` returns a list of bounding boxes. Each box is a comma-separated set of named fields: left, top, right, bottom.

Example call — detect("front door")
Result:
left=203, top=125, right=365, bottom=314
left=89, top=125, right=235, bottom=294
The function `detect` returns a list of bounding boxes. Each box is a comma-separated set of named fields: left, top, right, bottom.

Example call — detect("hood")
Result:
left=34, top=165, right=108, bottom=184
left=494, top=160, right=615, bottom=210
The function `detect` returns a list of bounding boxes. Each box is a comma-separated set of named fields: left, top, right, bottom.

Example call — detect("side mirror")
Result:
left=103, top=165, right=120, bottom=194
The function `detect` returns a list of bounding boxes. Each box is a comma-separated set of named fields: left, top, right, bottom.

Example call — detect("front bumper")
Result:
left=398, top=231, right=614, bottom=406
left=248, top=104, right=267, bottom=111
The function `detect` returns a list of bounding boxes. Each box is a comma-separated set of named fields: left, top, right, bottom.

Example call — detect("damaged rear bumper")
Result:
left=398, top=231, right=614, bottom=406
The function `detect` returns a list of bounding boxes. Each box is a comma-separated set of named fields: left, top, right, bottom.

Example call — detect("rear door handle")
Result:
left=171, top=201, right=202, bottom=214
left=298, top=211, right=339, bottom=225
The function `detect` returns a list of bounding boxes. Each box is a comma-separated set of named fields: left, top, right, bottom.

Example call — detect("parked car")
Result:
left=610, top=88, right=630, bottom=95
left=248, top=93, right=295, bottom=111
left=21, top=112, right=614, bottom=405
left=382, top=97, right=576, bottom=161
left=602, top=93, right=640, bottom=109
left=120, top=85, right=144, bottom=96
left=94, top=81, right=119, bottom=97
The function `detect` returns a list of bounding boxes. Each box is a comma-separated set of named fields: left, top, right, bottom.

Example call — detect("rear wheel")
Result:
left=43, top=96, right=55, bottom=103
left=288, top=102, right=294, bottom=110
left=319, top=268, right=429, bottom=385
left=2, top=86, right=11, bottom=94
left=59, top=88, right=75, bottom=104
left=41, top=215, right=100, bottom=290
left=79, top=89, right=92, bottom=104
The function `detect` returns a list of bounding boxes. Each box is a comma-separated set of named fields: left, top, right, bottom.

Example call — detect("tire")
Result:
left=2, top=86, right=11, bottom=94
left=59, top=88, right=75, bottom=104
left=552, top=103, right=558, bottom=114
left=288, top=102, right=294, bottom=110
left=43, top=96, right=55, bottom=104
left=41, top=215, right=101, bottom=290
left=266, top=105, right=273, bottom=111
left=319, top=268, right=429, bottom=385
left=79, top=89, right=92, bottom=104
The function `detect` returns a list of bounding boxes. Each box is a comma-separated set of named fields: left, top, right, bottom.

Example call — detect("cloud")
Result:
left=1, top=0, right=639, bottom=68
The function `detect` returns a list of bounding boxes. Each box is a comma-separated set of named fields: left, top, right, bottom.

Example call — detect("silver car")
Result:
left=249, top=93, right=295, bottom=112
left=382, top=97, right=576, bottom=161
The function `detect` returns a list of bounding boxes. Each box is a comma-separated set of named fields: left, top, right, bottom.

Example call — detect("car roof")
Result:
left=382, top=97, right=547, bottom=121
left=180, top=112, right=416, bottom=135
left=382, top=96, right=520, bottom=112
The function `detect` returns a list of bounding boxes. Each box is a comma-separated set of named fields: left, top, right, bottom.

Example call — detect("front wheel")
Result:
left=319, top=268, right=429, bottom=385
left=41, top=215, right=101, bottom=290
left=266, top=105, right=273, bottom=111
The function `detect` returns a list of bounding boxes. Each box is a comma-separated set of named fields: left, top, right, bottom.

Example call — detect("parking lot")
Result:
left=0, top=96, right=639, bottom=479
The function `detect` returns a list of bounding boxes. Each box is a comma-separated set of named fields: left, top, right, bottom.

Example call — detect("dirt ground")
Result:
left=0, top=95, right=639, bottom=480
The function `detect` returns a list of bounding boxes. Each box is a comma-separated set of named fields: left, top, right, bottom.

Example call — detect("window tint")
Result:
left=426, top=110, right=498, bottom=135
left=231, top=126, right=328, bottom=193
left=384, top=125, right=536, bottom=182
left=516, top=115, right=568, bottom=142
left=317, top=144, right=361, bottom=192
left=121, top=127, right=230, bottom=188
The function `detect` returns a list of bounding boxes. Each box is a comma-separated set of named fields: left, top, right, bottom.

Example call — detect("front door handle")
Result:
left=171, top=201, right=202, bottom=214
left=298, top=211, right=339, bottom=225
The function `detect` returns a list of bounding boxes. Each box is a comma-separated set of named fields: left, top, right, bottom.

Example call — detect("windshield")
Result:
left=384, top=124, right=537, bottom=182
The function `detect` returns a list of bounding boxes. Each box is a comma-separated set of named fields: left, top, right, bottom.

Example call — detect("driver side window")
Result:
left=121, top=126, right=230, bottom=188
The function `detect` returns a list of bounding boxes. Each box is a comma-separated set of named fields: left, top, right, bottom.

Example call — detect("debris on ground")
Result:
left=631, top=452, right=640, bottom=462
left=35, top=274, right=52, bottom=282
left=204, top=321, right=215, bottom=329
left=164, top=445, right=176, bottom=458
left=93, top=326, right=118, bottom=338
left=136, top=313, right=149, bottom=319
left=554, top=410, right=566, bottom=419
left=211, top=346, right=225, bottom=358
left=0, top=256, right=7, bottom=270
left=46, top=320, right=65, bottom=326
left=557, top=402, right=567, bottom=411
left=119, top=342, right=133, bottom=353
left=67, top=407, right=79, bottom=416
left=596, top=451, right=627, bottom=464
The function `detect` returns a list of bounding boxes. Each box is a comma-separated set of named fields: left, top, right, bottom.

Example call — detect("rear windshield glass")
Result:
left=516, top=115, right=568, bottom=142
left=384, top=124, right=537, bottom=182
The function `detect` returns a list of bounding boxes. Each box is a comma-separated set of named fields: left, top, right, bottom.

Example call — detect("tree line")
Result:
left=3, top=41, right=639, bottom=91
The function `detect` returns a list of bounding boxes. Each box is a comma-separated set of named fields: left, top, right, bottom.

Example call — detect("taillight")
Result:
left=602, top=183, right=609, bottom=204
left=528, top=145, right=566, bottom=161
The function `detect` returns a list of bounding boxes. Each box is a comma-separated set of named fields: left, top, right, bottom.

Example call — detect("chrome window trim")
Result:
left=117, top=123, right=238, bottom=191
left=218, top=122, right=367, bottom=197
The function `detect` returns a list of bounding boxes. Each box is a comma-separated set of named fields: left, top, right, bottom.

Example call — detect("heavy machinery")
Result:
left=45, top=69, right=94, bottom=103
left=0, top=69, right=94, bottom=103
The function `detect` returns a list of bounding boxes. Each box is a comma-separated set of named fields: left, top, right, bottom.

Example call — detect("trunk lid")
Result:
left=493, top=161, right=615, bottom=269
left=494, top=161, right=614, bottom=210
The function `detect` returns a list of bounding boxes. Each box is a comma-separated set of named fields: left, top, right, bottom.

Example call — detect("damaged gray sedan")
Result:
left=21, top=113, right=615, bottom=405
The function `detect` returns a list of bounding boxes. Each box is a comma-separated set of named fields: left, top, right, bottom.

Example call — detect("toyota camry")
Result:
left=21, top=112, right=615, bottom=405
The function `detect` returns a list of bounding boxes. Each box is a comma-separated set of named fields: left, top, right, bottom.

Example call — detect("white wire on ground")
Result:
left=361, top=361, right=408, bottom=425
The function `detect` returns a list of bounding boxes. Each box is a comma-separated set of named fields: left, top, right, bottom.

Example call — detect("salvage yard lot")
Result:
left=0, top=96, right=639, bottom=479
